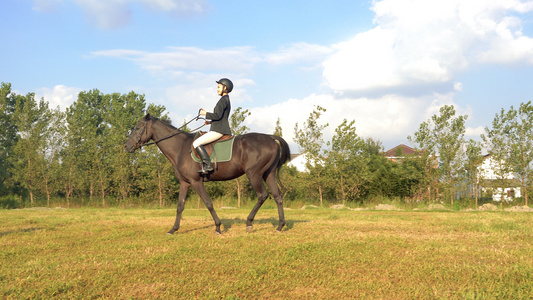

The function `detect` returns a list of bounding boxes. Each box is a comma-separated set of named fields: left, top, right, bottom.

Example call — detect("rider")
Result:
left=193, top=78, right=233, bottom=174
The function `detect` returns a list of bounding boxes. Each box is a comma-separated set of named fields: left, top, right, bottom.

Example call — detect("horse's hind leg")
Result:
left=246, top=174, right=269, bottom=232
left=265, top=171, right=285, bottom=232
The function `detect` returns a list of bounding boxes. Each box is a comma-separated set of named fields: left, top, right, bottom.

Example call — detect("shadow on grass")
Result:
left=220, top=217, right=307, bottom=233
left=0, top=227, right=45, bottom=236
left=177, top=218, right=308, bottom=234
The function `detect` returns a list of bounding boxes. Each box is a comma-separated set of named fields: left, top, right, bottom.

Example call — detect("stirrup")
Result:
left=198, top=163, right=214, bottom=175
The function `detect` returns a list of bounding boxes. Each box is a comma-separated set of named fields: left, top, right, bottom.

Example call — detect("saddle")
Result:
left=191, top=131, right=235, bottom=163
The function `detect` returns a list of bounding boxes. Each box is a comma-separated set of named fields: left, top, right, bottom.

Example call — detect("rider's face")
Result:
left=217, top=84, right=225, bottom=96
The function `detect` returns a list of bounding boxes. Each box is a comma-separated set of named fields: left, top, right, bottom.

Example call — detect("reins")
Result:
left=139, top=113, right=206, bottom=148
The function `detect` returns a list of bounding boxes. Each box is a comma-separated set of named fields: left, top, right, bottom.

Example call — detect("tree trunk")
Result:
left=45, top=181, right=50, bottom=208
left=474, top=181, right=479, bottom=208
left=340, top=174, right=346, bottom=205
left=236, top=179, right=242, bottom=208
left=158, top=168, right=163, bottom=207
left=319, top=186, right=323, bottom=207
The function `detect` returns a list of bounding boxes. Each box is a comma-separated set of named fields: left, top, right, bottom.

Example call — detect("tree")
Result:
left=62, top=89, right=107, bottom=207
left=326, top=119, right=369, bottom=204
left=103, top=92, right=148, bottom=206
left=134, top=103, right=174, bottom=207
left=507, top=101, right=533, bottom=206
left=409, top=105, right=467, bottom=205
left=10, top=93, right=52, bottom=206
left=482, top=108, right=513, bottom=203
left=464, top=139, right=484, bottom=207
left=294, top=106, right=329, bottom=205
left=230, top=107, right=251, bottom=207
left=274, top=117, right=283, bottom=137
left=0, top=82, right=18, bottom=195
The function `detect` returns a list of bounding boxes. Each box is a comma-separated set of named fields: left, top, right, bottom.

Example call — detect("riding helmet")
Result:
left=216, top=78, right=233, bottom=93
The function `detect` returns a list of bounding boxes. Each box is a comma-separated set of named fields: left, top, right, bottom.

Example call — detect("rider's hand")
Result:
left=205, top=121, right=211, bottom=125
left=200, top=108, right=207, bottom=116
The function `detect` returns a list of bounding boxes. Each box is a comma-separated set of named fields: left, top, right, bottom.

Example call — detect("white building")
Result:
left=479, top=154, right=521, bottom=202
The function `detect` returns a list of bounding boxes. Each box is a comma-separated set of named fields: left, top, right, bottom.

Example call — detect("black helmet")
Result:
left=216, top=78, right=233, bottom=93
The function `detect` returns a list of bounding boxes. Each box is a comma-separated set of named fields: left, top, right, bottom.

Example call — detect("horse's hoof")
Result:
left=246, top=226, right=253, bottom=232
left=276, top=228, right=283, bottom=233
left=214, top=230, right=222, bottom=235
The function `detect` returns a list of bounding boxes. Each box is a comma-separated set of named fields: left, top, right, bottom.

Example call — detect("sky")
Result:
left=2, top=0, right=533, bottom=152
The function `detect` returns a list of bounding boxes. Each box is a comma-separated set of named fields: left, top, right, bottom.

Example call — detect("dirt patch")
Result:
left=504, top=205, right=533, bottom=212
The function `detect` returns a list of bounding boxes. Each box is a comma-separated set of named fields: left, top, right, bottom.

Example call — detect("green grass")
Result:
left=1, top=207, right=533, bottom=299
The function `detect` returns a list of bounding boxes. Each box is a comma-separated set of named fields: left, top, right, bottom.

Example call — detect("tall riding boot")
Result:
left=196, top=146, right=214, bottom=174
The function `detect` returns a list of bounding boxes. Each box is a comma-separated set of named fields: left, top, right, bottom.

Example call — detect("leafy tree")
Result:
left=229, top=106, right=251, bottom=207
left=134, top=103, right=175, bottom=207
left=294, top=105, right=329, bottom=205
left=65, top=89, right=105, bottom=204
left=36, top=107, right=64, bottom=207
left=464, top=139, right=484, bottom=207
left=507, top=101, right=533, bottom=206
left=326, top=119, right=370, bottom=204
left=10, top=93, right=52, bottom=206
left=409, top=105, right=467, bottom=205
left=104, top=92, right=148, bottom=205
left=274, top=117, right=283, bottom=137
left=230, top=107, right=251, bottom=135
left=482, top=108, right=514, bottom=203
left=0, top=82, right=18, bottom=195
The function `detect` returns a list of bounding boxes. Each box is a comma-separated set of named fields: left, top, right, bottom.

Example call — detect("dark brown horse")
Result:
left=125, top=114, right=291, bottom=234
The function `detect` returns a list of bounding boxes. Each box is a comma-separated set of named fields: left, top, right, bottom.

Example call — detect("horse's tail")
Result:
left=271, top=135, right=291, bottom=189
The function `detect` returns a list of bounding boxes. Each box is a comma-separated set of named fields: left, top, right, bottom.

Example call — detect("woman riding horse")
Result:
left=194, top=78, right=233, bottom=175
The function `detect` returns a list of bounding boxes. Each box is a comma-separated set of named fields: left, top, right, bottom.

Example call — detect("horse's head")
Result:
left=125, top=114, right=153, bottom=153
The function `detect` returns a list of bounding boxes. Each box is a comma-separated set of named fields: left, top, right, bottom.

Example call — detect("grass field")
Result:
left=1, top=206, right=533, bottom=299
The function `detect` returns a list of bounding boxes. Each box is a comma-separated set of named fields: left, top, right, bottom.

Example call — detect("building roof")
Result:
left=384, top=144, right=416, bottom=158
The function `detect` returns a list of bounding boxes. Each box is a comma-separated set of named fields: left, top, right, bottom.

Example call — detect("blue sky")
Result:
left=2, top=0, right=533, bottom=152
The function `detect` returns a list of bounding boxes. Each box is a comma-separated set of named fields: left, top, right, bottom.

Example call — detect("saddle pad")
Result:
left=191, top=137, right=235, bottom=163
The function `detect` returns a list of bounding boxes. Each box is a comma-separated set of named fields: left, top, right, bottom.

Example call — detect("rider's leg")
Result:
left=192, top=132, right=223, bottom=174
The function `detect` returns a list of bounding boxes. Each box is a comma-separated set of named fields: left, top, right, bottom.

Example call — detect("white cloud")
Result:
left=73, top=0, right=132, bottom=30
left=35, top=85, right=81, bottom=111
left=69, top=0, right=208, bottom=29
left=90, top=46, right=260, bottom=75
left=245, top=93, right=452, bottom=151
left=138, top=0, right=208, bottom=14
left=322, top=0, right=533, bottom=93
left=33, top=0, right=62, bottom=12
left=91, top=42, right=332, bottom=76
left=466, top=126, right=485, bottom=138
left=264, top=42, right=334, bottom=66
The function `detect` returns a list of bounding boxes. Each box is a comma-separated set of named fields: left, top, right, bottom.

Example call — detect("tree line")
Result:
left=1, top=82, right=531, bottom=209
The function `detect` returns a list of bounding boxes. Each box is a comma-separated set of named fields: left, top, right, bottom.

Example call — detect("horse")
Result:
left=124, top=114, right=291, bottom=234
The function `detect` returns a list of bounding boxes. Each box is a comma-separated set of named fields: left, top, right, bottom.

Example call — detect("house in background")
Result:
left=384, top=144, right=520, bottom=202
left=384, top=144, right=416, bottom=162
left=478, top=154, right=521, bottom=202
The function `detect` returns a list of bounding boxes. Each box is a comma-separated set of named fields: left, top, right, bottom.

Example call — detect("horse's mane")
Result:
left=151, top=116, right=194, bottom=137
left=159, top=118, right=177, bottom=129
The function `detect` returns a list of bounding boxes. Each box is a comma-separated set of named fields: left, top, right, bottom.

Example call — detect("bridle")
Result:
left=128, top=113, right=205, bottom=149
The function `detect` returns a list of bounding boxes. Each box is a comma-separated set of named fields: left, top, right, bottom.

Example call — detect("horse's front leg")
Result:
left=192, top=181, right=222, bottom=234
left=167, top=181, right=190, bottom=235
